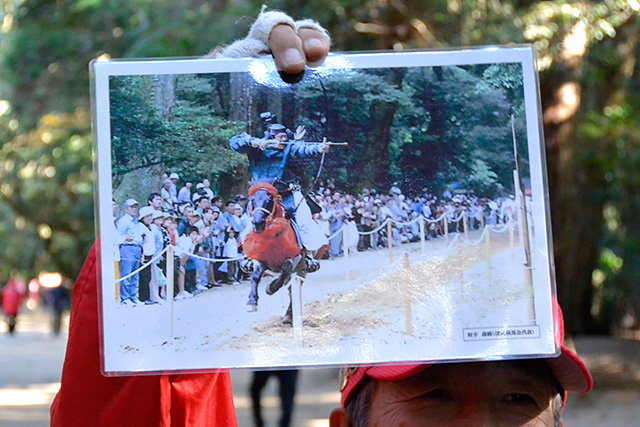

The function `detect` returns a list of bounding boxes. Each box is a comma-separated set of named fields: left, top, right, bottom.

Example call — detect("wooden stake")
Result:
left=387, top=220, right=393, bottom=264
left=403, top=253, right=413, bottom=336
left=463, top=211, right=468, bottom=241
left=167, top=246, right=175, bottom=338
left=291, top=276, right=303, bottom=346
left=485, top=226, right=492, bottom=281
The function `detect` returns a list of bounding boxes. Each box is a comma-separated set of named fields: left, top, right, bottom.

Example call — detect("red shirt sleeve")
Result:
left=50, top=240, right=237, bottom=427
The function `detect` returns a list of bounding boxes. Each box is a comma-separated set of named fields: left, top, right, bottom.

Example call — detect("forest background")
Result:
left=109, top=61, right=528, bottom=205
left=0, top=0, right=639, bottom=336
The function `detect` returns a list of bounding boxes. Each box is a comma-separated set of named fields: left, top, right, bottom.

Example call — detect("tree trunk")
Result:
left=542, top=61, right=601, bottom=335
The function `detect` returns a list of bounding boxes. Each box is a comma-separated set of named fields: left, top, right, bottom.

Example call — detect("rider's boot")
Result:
left=306, top=254, right=320, bottom=273
left=266, top=258, right=294, bottom=295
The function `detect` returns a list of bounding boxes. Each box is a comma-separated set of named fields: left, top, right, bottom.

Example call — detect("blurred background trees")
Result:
left=1, top=0, right=639, bottom=335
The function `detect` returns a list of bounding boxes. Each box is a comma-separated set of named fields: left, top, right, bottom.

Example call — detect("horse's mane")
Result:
left=248, top=181, right=284, bottom=218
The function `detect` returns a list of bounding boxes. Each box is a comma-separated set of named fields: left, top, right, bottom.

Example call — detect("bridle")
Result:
left=249, top=189, right=277, bottom=221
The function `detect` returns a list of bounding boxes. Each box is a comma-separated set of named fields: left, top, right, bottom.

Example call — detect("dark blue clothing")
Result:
left=230, top=132, right=324, bottom=184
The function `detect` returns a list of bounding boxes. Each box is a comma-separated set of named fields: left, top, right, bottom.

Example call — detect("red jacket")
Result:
left=50, top=241, right=237, bottom=426
left=1, top=279, right=24, bottom=317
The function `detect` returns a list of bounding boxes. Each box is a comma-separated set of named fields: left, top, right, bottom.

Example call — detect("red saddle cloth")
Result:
left=50, top=241, right=237, bottom=427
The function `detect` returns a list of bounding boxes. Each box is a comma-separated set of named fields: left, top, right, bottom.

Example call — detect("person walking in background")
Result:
left=250, top=370, right=299, bottom=427
left=45, top=281, right=71, bottom=336
left=1, top=277, right=26, bottom=335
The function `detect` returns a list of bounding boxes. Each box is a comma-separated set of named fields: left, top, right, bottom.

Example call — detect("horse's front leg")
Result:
left=266, top=253, right=303, bottom=296
left=247, top=262, right=264, bottom=312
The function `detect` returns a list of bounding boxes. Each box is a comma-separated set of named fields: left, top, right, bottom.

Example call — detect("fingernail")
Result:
left=284, top=48, right=304, bottom=66
left=305, top=38, right=324, bottom=50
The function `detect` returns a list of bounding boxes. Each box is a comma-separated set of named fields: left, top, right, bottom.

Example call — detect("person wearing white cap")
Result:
left=138, top=206, right=157, bottom=304
left=201, top=178, right=215, bottom=200
left=169, top=172, right=180, bottom=206
left=115, top=198, right=143, bottom=305
left=161, top=178, right=174, bottom=211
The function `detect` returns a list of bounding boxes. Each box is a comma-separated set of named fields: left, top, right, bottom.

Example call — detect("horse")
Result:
left=242, top=182, right=309, bottom=324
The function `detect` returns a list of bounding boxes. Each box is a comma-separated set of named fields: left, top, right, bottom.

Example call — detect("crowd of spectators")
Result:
left=113, top=173, right=518, bottom=306
left=310, top=179, right=518, bottom=258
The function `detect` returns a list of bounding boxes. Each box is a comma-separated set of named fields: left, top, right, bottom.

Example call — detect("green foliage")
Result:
left=0, top=111, right=94, bottom=280
left=0, top=0, right=639, bottom=333
left=110, top=73, right=244, bottom=200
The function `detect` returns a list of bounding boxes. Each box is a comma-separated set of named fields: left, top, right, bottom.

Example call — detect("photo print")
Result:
left=93, top=47, right=559, bottom=374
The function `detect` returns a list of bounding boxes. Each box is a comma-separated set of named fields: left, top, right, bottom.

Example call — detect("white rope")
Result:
left=388, top=215, right=421, bottom=227
left=115, top=245, right=170, bottom=284
left=457, top=226, right=490, bottom=247
left=181, top=250, right=245, bottom=263
left=115, top=244, right=247, bottom=284
left=358, top=217, right=391, bottom=235
left=327, top=223, right=346, bottom=241
left=424, top=212, right=447, bottom=224
left=447, top=233, right=461, bottom=248
left=449, top=212, right=464, bottom=223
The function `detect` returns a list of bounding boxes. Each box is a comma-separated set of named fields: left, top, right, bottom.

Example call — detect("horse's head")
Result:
left=248, top=182, right=284, bottom=234
left=250, top=189, right=274, bottom=234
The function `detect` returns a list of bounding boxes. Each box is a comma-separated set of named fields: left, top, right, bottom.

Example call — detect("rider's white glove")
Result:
left=251, top=139, right=269, bottom=151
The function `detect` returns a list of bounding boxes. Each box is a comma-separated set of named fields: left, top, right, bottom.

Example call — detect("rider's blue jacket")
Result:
left=230, top=132, right=324, bottom=185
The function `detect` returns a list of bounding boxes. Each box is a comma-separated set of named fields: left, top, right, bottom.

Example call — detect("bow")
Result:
left=312, top=75, right=330, bottom=189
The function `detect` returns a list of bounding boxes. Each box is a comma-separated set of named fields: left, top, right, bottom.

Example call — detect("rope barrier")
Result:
left=457, top=226, right=490, bottom=247
left=357, top=217, right=391, bottom=236
left=115, top=245, right=246, bottom=284
left=423, top=212, right=447, bottom=224
left=114, top=211, right=518, bottom=284
left=115, top=245, right=170, bottom=284
left=326, top=223, right=346, bottom=241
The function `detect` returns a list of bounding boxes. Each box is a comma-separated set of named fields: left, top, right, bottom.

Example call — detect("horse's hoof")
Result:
left=266, top=274, right=289, bottom=296
left=282, top=314, right=293, bottom=326
left=247, top=304, right=258, bottom=312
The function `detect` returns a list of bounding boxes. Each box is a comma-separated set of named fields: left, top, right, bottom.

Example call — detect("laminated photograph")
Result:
left=92, top=47, right=559, bottom=375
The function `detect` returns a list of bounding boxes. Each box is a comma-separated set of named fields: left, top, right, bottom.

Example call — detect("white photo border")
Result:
left=92, top=46, right=559, bottom=375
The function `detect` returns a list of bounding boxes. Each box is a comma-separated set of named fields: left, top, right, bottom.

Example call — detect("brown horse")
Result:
left=242, top=182, right=307, bottom=324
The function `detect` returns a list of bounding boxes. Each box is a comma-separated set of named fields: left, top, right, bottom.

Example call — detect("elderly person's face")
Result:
left=330, top=361, right=559, bottom=427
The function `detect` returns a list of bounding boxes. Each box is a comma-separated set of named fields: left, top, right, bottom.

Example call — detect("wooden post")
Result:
left=114, top=262, right=120, bottom=303
left=463, top=211, right=468, bottom=241
left=419, top=217, right=426, bottom=253
left=291, top=276, right=303, bottom=345
left=509, top=220, right=515, bottom=251
left=343, top=224, right=349, bottom=261
left=485, top=225, right=492, bottom=281
left=387, top=220, right=393, bottom=264
left=444, top=215, right=449, bottom=244
left=403, top=253, right=413, bottom=336
left=457, top=237, right=464, bottom=290
left=166, top=246, right=175, bottom=338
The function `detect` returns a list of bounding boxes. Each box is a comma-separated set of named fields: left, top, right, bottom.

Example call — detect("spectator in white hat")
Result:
left=115, top=198, right=143, bottom=305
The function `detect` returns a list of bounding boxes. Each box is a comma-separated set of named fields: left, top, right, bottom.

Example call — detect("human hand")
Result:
left=251, top=138, right=269, bottom=151
left=269, top=24, right=330, bottom=75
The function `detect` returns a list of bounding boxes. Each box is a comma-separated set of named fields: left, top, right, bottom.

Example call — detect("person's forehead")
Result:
left=386, top=361, right=556, bottom=395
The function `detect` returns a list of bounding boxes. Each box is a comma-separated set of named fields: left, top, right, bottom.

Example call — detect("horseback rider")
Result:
left=230, top=122, right=329, bottom=272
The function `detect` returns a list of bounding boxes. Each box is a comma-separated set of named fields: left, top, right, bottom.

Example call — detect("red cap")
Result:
left=340, top=304, right=592, bottom=408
